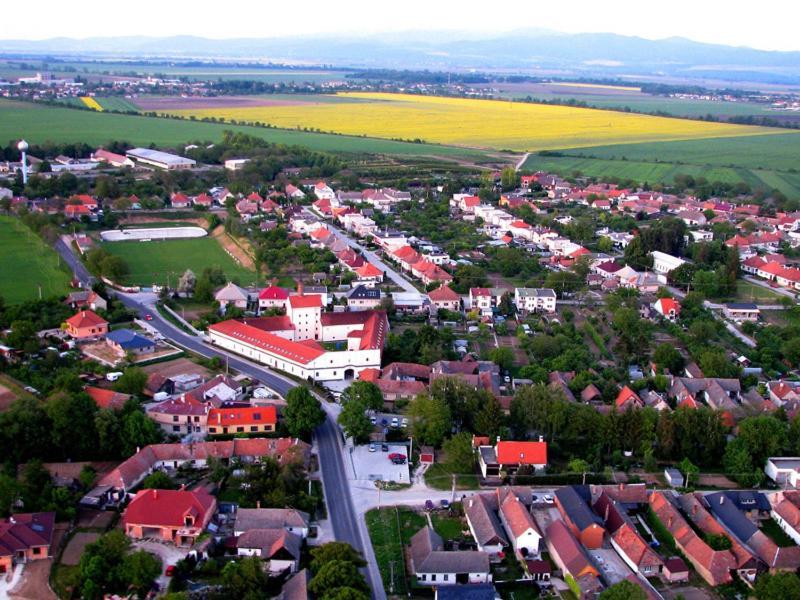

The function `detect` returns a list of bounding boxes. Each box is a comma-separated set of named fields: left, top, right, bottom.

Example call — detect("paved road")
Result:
left=52, top=241, right=385, bottom=598
left=319, top=217, right=420, bottom=294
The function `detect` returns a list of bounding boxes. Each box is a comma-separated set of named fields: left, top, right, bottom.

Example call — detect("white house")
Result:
left=650, top=251, right=687, bottom=282
left=234, top=508, right=310, bottom=539
left=236, top=529, right=301, bottom=574
left=498, top=494, right=542, bottom=558
left=215, top=282, right=250, bottom=311
left=514, top=288, right=557, bottom=314
left=410, top=527, right=492, bottom=587
left=313, top=181, right=335, bottom=201
left=765, top=457, right=800, bottom=488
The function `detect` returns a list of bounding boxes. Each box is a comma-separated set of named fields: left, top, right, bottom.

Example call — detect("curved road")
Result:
left=53, top=239, right=386, bottom=599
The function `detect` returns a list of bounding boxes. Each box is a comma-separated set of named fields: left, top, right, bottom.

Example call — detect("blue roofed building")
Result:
left=106, top=329, right=156, bottom=357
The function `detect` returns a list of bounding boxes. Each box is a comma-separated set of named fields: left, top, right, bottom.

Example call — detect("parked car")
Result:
left=401, top=417, right=409, bottom=427
left=370, top=416, right=377, bottom=425
left=369, top=443, right=377, bottom=452
left=543, top=494, right=554, bottom=504
left=381, top=444, right=389, bottom=452
left=144, top=313, right=153, bottom=321
left=440, top=499, right=450, bottom=509
left=381, top=418, right=388, bottom=426
left=388, top=453, right=407, bottom=464
left=425, top=500, right=434, bottom=510
left=391, top=417, right=399, bottom=428
left=165, top=565, right=176, bottom=577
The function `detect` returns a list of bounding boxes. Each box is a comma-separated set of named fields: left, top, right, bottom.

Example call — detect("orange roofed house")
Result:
left=0, top=512, right=55, bottom=574
left=65, top=310, right=108, bottom=340
left=478, top=440, right=548, bottom=479
left=123, top=488, right=216, bottom=546
left=207, top=405, right=277, bottom=436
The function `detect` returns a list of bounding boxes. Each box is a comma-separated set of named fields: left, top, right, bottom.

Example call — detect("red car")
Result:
left=144, top=313, right=153, bottom=321
left=388, top=453, right=407, bottom=464
left=165, top=565, right=176, bottom=577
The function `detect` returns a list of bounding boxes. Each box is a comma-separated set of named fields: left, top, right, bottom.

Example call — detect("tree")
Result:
left=755, top=572, right=800, bottom=600
left=475, top=395, right=506, bottom=439
left=221, top=555, right=269, bottom=599
left=568, top=458, right=591, bottom=474
left=120, top=550, right=162, bottom=598
left=310, top=542, right=367, bottom=572
left=679, top=457, right=699, bottom=488
left=141, top=471, right=177, bottom=490
left=284, top=386, right=325, bottom=439
left=45, top=391, right=98, bottom=459
left=113, top=367, right=148, bottom=395
left=698, top=349, right=740, bottom=379
left=723, top=437, right=763, bottom=488
left=652, top=343, right=684, bottom=375
left=177, top=269, right=196, bottom=296
left=736, top=416, right=787, bottom=470
left=408, top=395, right=451, bottom=447
left=337, top=398, right=371, bottom=443
left=120, top=410, right=162, bottom=456
left=442, top=432, right=475, bottom=474
left=488, top=346, right=514, bottom=372
left=95, top=409, right=122, bottom=458
left=500, top=166, right=518, bottom=191
left=341, top=381, right=383, bottom=411
left=309, top=560, right=368, bottom=596
left=323, top=588, right=370, bottom=600
left=599, top=580, right=647, bottom=600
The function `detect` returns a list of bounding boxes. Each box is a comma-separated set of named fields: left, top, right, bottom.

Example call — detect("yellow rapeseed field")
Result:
left=80, top=97, right=103, bottom=111
left=167, top=92, right=776, bottom=152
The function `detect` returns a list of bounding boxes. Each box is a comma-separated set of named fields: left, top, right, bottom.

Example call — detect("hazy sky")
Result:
left=1, top=0, right=799, bottom=51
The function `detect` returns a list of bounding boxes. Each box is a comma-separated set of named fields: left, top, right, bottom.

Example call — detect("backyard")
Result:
left=365, top=506, right=426, bottom=595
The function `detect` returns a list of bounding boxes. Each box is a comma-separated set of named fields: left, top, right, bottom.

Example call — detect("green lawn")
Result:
left=0, top=216, right=72, bottom=304
left=423, top=462, right=480, bottom=491
left=0, top=98, right=492, bottom=161
left=735, top=280, right=789, bottom=303
left=365, top=507, right=426, bottom=595
left=101, top=237, right=258, bottom=287
left=431, top=511, right=467, bottom=542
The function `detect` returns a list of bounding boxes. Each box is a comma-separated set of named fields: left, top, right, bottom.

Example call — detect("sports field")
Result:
left=0, top=99, right=492, bottom=161
left=165, top=92, right=778, bottom=152
left=100, top=237, right=258, bottom=287
left=0, top=216, right=72, bottom=304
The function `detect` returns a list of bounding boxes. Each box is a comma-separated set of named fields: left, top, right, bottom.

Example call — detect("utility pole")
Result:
left=389, top=560, right=395, bottom=594
left=451, top=473, right=457, bottom=504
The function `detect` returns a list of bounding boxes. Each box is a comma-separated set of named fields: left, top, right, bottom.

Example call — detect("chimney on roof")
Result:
left=539, top=435, right=544, bottom=443
left=218, top=413, right=221, bottom=424
left=667, top=516, right=673, bottom=529
left=297, top=281, right=304, bottom=296
left=619, top=483, right=624, bottom=491
left=692, top=503, right=698, bottom=517
left=256, top=500, right=261, bottom=509
left=719, top=495, right=725, bottom=505
left=180, top=484, right=186, bottom=491
left=153, top=489, right=158, bottom=499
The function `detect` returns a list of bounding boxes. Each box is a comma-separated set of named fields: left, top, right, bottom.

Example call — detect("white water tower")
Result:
left=17, top=139, right=28, bottom=185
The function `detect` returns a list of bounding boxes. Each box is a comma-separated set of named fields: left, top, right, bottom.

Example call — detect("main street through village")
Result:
left=53, top=238, right=389, bottom=599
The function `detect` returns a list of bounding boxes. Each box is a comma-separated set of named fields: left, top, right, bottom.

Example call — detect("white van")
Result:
left=106, top=372, right=124, bottom=382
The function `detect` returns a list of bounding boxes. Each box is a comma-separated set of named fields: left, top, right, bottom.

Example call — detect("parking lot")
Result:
left=348, top=443, right=411, bottom=483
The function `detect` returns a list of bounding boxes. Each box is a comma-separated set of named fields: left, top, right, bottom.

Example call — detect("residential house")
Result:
left=207, top=406, right=277, bottom=436
left=412, top=260, right=453, bottom=286
left=464, top=494, right=508, bottom=560
left=122, top=488, right=216, bottom=546
left=277, top=569, right=310, bottom=600
left=85, top=386, right=132, bottom=411
left=313, top=181, right=335, bottom=201
left=409, top=526, right=492, bottom=586
left=769, top=491, right=800, bottom=545
left=544, top=520, right=602, bottom=599
left=354, top=263, right=384, bottom=287
left=106, top=328, right=156, bottom=357
left=554, top=486, right=605, bottom=550
left=513, top=288, right=556, bottom=315
left=258, top=286, right=290, bottom=311
left=650, top=251, right=687, bottom=282
left=428, top=285, right=461, bottom=313
left=65, top=310, right=109, bottom=339
left=470, top=288, right=493, bottom=316
left=765, top=457, right=800, bottom=488
left=65, top=290, right=107, bottom=312
left=652, top=297, right=681, bottom=322
left=616, top=386, right=644, bottom=411
left=723, top=303, right=760, bottom=322
left=478, top=440, right=548, bottom=478
left=498, top=493, right=542, bottom=558
left=347, top=285, right=382, bottom=311
left=236, top=529, right=302, bottom=574
left=0, top=512, right=55, bottom=574
left=234, top=508, right=310, bottom=539
left=170, top=193, right=191, bottom=209
left=215, top=282, right=250, bottom=311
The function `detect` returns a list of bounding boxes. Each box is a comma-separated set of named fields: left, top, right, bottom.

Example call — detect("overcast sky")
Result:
left=1, top=0, right=799, bottom=52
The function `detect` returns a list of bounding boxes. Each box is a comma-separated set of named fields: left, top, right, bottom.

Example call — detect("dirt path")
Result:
left=211, top=226, right=256, bottom=271
left=8, top=559, right=57, bottom=600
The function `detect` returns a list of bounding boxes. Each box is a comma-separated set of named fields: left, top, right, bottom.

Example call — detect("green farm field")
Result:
left=523, top=132, right=800, bottom=197
left=101, top=237, right=259, bottom=287
left=0, top=216, right=72, bottom=304
left=0, top=99, right=493, bottom=162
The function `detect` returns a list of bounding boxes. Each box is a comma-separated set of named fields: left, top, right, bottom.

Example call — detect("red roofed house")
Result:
left=170, top=193, right=191, bottom=209
left=65, top=310, right=109, bottom=340
left=123, top=488, right=216, bottom=546
left=193, top=193, right=213, bottom=208
left=207, top=405, right=277, bottom=436
left=653, top=297, right=681, bottom=322
left=428, top=285, right=461, bottom=313
left=85, top=386, right=132, bottom=411
left=258, top=285, right=290, bottom=311
left=616, top=386, right=644, bottom=411
left=544, top=520, right=602, bottom=598
left=499, top=493, right=542, bottom=557
left=478, top=440, right=548, bottom=478
left=411, top=260, right=453, bottom=286
left=355, top=262, right=384, bottom=286
left=64, top=203, right=91, bottom=220
left=91, top=149, right=134, bottom=168
left=0, top=512, right=55, bottom=574
left=610, top=522, right=664, bottom=577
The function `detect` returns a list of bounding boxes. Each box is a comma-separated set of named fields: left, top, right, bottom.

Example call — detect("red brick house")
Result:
left=123, top=488, right=216, bottom=546
left=207, top=406, right=277, bottom=436
left=0, top=512, right=55, bottom=574
left=65, top=310, right=109, bottom=340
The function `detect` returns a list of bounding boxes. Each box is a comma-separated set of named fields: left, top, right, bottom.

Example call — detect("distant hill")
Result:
left=2, top=31, right=800, bottom=85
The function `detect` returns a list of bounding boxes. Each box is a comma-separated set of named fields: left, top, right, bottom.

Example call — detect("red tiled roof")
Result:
left=65, top=310, right=108, bottom=329
left=545, top=520, right=598, bottom=578
left=393, top=245, right=421, bottom=262
left=496, top=441, right=547, bottom=465
left=428, top=285, right=460, bottom=302
left=208, top=405, right=277, bottom=427
left=0, top=512, right=55, bottom=558
left=209, top=320, right=324, bottom=365
left=85, top=386, right=131, bottom=410
left=656, top=298, right=681, bottom=315
left=359, top=368, right=381, bottom=382
left=500, top=494, right=540, bottom=539
left=246, top=316, right=294, bottom=332
left=355, top=263, right=383, bottom=278
left=612, top=522, right=663, bottom=570
left=288, top=294, right=322, bottom=309
left=616, top=386, right=642, bottom=409
left=470, top=287, right=492, bottom=297
left=258, top=286, right=290, bottom=301
left=123, top=488, right=215, bottom=529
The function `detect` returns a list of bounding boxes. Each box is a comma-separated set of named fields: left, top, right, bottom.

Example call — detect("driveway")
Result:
left=8, top=559, right=56, bottom=600
left=132, top=540, right=186, bottom=590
